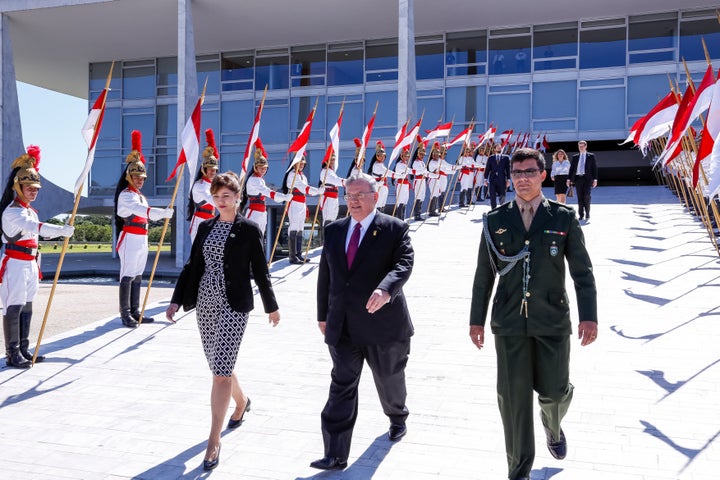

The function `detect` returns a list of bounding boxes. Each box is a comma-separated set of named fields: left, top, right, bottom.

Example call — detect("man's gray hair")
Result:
left=346, top=172, right=379, bottom=192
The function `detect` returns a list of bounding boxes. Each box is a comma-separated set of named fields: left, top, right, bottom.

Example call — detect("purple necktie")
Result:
left=347, top=223, right=361, bottom=268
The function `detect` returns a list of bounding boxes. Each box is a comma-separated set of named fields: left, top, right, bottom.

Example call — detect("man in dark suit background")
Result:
left=567, top=140, right=598, bottom=221
left=484, top=143, right=511, bottom=209
left=311, top=172, right=415, bottom=471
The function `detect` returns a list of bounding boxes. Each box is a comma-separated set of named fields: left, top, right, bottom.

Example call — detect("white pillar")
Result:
left=398, top=0, right=417, bottom=128
left=176, top=0, right=198, bottom=266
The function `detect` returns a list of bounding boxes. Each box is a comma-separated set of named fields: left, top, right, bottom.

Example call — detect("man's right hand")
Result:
left=469, top=325, right=485, bottom=350
left=318, top=321, right=326, bottom=335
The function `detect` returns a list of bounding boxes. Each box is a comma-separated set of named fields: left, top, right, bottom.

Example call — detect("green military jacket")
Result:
left=470, top=198, right=597, bottom=336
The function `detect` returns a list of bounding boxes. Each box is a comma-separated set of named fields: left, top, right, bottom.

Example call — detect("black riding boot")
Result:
left=295, top=231, right=306, bottom=262
left=459, top=190, right=467, bottom=208
left=131, top=276, right=155, bottom=324
left=413, top=200, right=423, bottom=221
left=395, top=204, right=406, bottom=220
left=288, top=231, right=302, bottom=264
left=19, top=302, right=44, bottom=363
left=428, top=197, right=440, bottom=216
left=4, top=305, right=31, bottom=368
left=119, top=276, right=138, bottom=328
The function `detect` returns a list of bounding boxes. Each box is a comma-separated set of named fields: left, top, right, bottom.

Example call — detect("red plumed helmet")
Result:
left=205, top=129, right=219, bottom=159
left=255, top=138, right=268, bottom=159
left=26, top=145, right=41, bottom=169
left=131, top=130, right=145, bottom=163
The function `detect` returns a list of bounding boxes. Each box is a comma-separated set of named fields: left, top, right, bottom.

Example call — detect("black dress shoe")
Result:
left=309, top=456, right=347, bottom=470
left=388, top=423, right=407, bottom=441
left=543, top=423, right=567, bottom=460
left=203, top=444, right=221, bottom=471
left=227, top=397, right=251, bottom=429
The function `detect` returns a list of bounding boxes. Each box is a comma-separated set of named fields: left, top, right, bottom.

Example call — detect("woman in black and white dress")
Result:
left=166, top=171, right=280, bottom=471
left=550, top=149, right=571, bottom=204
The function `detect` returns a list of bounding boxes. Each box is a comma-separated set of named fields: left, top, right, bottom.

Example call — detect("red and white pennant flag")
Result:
left=390, top=119, right=422, bottom=163
left=242, top=100, right=264, bottom=177
left=74, top=89, right=109, bottom=196
left=446, top=125, right=474, bottom=147
left=424, top=121, right=452, bottom=142
left=287, top=110, right=315, bottom=171
left=167, top=95, right=203, bottom=181
left=327, top=110, right=343, bottom=171
left=357, top=112, right=377, bottom=164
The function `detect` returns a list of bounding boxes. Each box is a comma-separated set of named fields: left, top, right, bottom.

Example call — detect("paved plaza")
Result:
left=1, top=186, right=719, bottom=480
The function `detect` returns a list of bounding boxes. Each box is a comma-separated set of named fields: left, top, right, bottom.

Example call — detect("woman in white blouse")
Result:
left=550, top=149, right=571, bottom=204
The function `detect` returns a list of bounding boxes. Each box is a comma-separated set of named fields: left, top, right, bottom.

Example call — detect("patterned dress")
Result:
left=197, top=220, right=249, bottom=376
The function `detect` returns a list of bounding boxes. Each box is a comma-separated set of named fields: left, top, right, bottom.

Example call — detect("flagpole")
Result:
left=269, top=97, right=318, bottom=266
left=389, top=113, right=422, bottom=219
left=32, top=62, right=115, bottom=366
left=357, top=101, right=379, bottom=172
left=239, top=85, right=268, bottom=187
left=138, top=78, right=208, bottom=323
left=304, top=99, right=344, bottom=261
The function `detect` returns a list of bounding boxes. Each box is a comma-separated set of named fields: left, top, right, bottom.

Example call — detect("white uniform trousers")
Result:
left=0, top=258, right=38, bottom=306
left=288, top=200, right=306, bottom=232
left=245, top=209, right=268, bottom=237
left=118, top=232, right=148, bottom=279
left=321, top=196, right=339, bottom=223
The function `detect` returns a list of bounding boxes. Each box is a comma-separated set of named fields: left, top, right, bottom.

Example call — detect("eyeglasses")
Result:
left=510, top=168, right=542, bottom=178
left=344, top=191, right=375, bottom=202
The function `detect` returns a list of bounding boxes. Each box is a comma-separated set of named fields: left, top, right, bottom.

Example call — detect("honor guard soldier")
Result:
left=114, top=131, right=174, bottom=328
left=319, top=149, right=345, bottom=227
left=459, top=144, right=479, bottom=207
left=392, top=146, right=412, bottom=220
left=242, top=138, right=291, bottom=237
left=1, top=146, right=75, bottom=368
left=366, top=141, right=397, bottom=213
left=345, top=138, right=364, bottom=178
left=473, top=142, right=488, bottom=202
left=282, top=154, right=323, bottom=264
left=188, top=129, right=219, bottom=243
left=410, top=138, right=434, bottom=221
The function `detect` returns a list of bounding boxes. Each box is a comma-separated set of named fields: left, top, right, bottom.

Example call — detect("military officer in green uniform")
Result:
left=468, top=147, right=598, bottom=480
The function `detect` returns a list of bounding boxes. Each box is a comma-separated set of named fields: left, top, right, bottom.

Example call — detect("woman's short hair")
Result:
left=211, top=171, right=241, bottom=194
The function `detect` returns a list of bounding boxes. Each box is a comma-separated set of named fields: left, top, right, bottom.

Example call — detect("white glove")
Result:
left=317, top=186, right=326, bottom=195
left=278, top=193, right=292, bottom=202
left=39, top=223, right=74, bottom=239
left=148, top=207, right=174, bottom=221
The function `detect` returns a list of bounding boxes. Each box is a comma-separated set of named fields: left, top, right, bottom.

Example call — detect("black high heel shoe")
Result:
left=227, top=397, right=251, bottom=429
left=203, top=444, right=221, bottom=471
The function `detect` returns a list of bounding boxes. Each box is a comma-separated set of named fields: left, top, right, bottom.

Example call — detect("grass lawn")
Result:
left=39, top=243, right=171, bottom=254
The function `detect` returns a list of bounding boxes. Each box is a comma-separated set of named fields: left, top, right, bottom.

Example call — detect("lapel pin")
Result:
left=495, top=228, right=507, bottom=234
left=373, top=230, right=377, bottom=237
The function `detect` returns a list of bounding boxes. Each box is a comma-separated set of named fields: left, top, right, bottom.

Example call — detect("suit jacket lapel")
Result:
left=336, top=217, right=352, bottom=272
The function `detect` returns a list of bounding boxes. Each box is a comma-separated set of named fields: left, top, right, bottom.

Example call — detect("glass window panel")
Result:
left=255, top=56, right=289, bottom=90
left=446, top=31, right=487, bottom=76
left=534, top=58, right=577, bottom=71
left=533, top=81, right=577, bottom=118
left=533, top=119, right=576, bottom=130
left=579, top=87, right=625, bottom=130
left=488, top=93, right=531, bottom=132
left=90, top=151, right=123, bottom=195
left=90, top=62, right=121, bottom=100
left=198, top=56, right=221, bottom=95
left=201, top=108, right=220, bottom=144
left=366, top=71, right=399, bottom=82
left=327, top=102, right=363, bottom=143
left=489, top=84, right=529, bottom=93
left=533, top=28, right=578, bottom=58
left=221, top=100, right=253, bottom=134
left=222, top=52, right=254, bottom=81
left=446, top=86, right=486, bottom=125
left=261, top=106, right=289, bottom=144
left=680, top=18, right=720, bottom=61
left=221, top=134, right=247, bottom=144
left=366, top=43, right=398, bottom=71
left=156, top=104, right=177, bottom=138
left=96, top=107, right=121, bottom=149
left=629, top=51, right=674, bottom=64
left=580, top=27, right=626, bottom=69
left=627, top=75, right=669, bottom=115
left=629, top=18, right=677, bottom=51
left=365, top=91, right=398, bottom=129
left=417, top=97, right=443, bottom=126
left=122, top=113, right=155, bottom=155
left=154, top=153, right=176, bottom=193
left=291, top=77, right=326, bottom=87
left=291, top=48, right=326, bottom=76
left=122, top=64, right=155, bottom=100
left=291, top=96, right=326, bottom=142
left=157, top=57, right=177, bottom=88
left=327, top=49, right=363, bottom=86
left=416, top=43, right=444, bottom=80
left=489, top=36, right=531, bottom=74
left=580, top=78, right=624, bottom=87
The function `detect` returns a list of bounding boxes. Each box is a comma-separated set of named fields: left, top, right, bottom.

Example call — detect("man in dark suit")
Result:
left=469, top=148, right=597, bottom=480
left=484, top=143, right=511, bottom=209
left=311, top=172, right=415, bottom=471
left=567, top=140, right=598, bottom=221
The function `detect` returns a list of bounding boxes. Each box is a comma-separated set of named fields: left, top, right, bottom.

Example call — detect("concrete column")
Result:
left=176, top=0, right=198, bottom=266
left=398, top=0, right=417, bottom=128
